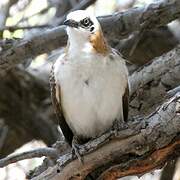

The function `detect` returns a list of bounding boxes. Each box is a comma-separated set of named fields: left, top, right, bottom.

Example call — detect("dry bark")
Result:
left=129, top=44, right=180, bottom=116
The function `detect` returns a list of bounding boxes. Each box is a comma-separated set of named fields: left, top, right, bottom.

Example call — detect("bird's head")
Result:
left=64, top=10, right=109, bottom=55
left=64, top=10, right=99, bottom=38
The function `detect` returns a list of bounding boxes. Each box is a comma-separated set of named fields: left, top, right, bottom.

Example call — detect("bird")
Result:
left=50, top=10, right=129, bottom=156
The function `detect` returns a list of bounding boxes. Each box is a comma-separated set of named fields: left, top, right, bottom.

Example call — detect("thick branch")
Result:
left=31, top=93, right=180, bottom=180
left=98, top=140, right=180, bottom=180
left=129, top=44, right=180, bottom=116
left=116, top=27, right=178, bottom=65
left=100, top=0, right=180, bottom=40
left=1, top=0, right=180, bottom=70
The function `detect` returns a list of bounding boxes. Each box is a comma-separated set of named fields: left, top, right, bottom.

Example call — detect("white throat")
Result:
left=67, top=27, right=93, bottom=56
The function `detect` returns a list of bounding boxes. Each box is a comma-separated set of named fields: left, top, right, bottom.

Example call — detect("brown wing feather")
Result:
left=50, top=64, right=73, bottom=145
left=112, top=48, right=129, bottom=122
left=123, top=84, right=129, bottom=122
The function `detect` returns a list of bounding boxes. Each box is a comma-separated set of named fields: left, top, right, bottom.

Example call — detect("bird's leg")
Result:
left=111, top=119, right=127, bottom=136
left=72, top=136, right=83, bottom=163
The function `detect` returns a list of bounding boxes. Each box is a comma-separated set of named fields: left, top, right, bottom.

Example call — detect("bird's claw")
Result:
left=72, top=137, right=83, bottom=163
left=111, top=119, right=127, bottom=137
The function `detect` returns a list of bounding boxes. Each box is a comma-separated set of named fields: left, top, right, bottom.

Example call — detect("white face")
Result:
left=64, top=10, right=100, bottom=39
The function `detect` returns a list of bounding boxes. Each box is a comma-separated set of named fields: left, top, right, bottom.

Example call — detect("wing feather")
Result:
left=111, top=48, right=129, bottom=122
left=50, top=64, right=73, bottom=145
left=123, top=84, right=129, bottom=122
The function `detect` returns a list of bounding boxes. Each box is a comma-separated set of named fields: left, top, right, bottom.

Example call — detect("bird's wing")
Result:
left=112, top=48, right=129, bottom=122
left=50, top=64, right=73, bottom=145
left=122, top=85, right=129, bottom=122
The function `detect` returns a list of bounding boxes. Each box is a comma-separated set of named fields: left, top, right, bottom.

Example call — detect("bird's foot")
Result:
left=111, top=119, right=127, bottom=137
left=72, top=136, right=83, bottom=163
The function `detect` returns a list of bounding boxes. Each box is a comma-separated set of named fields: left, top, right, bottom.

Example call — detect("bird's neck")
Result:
left=67, top=30, right=109, bottom=57
left=67, top=36, right=92, bottom=56
left=90, top=30, right=109, bottom=55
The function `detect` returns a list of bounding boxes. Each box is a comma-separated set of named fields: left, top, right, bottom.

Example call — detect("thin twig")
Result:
left=167, top=86, right=180, bottom=98
left=0, top=147, right=59, bottom=168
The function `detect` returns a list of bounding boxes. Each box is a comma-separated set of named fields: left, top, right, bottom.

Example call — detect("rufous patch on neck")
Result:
left=89, top=30, right=109, bottom=55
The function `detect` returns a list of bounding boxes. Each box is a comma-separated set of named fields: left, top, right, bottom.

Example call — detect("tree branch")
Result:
left=116, top=27, right=178, bottom=65
left=168, top=85, right=180, bottom=97
left=1, top=0, right=180, bottom=70
left=98, top=140, right=180, bottom=180
left=0, top=147, right=59, bottom=168
left=129, top=44, right=180, bottom=116
left=30, top=93, right=180, bottom=179
left=99, top=0, right=180, bottom=41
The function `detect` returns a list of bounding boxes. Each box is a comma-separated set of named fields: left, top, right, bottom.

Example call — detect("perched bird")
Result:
left=50, top=10, right=129, bottom=153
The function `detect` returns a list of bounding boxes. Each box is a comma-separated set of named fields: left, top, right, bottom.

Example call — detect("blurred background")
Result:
left=0, top=0, right=180, bottom=179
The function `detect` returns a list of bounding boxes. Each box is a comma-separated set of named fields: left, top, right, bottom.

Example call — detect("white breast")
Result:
left=54, top=51, right=128, bottom=138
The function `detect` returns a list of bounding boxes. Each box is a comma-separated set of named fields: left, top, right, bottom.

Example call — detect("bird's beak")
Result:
left=63, top=19, right=79, bottom=28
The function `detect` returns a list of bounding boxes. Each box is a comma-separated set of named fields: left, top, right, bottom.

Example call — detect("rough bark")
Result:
left=129, top=44, right=180, bottom=116
left=30, top=93, right=180, bottom=180
left=1, top=0, right=180, bottom=70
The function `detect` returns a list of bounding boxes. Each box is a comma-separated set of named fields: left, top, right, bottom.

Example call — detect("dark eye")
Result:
left=83, top=18, right=90, bottom=25
left=80, top=18, right=93, bottom=28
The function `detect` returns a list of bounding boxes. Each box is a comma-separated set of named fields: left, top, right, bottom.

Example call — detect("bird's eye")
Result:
left=83, top=18, right=90, bottom=25
left=80, top=18, right=93, bottom=28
